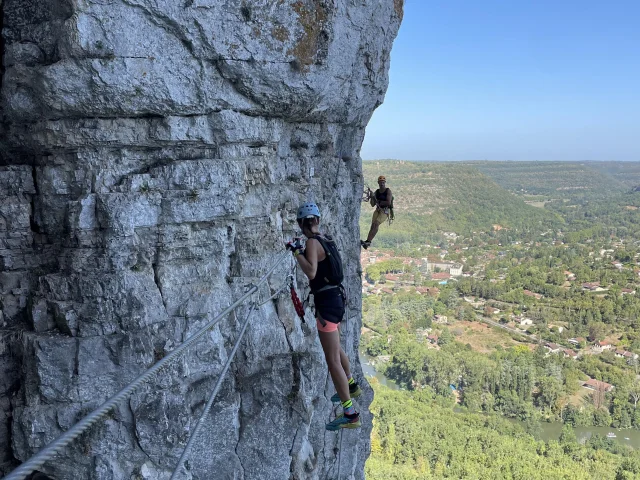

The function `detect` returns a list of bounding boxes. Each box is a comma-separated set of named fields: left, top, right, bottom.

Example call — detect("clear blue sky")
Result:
left=361, top=0, right=640, bottom=161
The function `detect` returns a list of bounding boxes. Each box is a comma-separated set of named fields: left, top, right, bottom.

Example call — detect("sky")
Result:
left=361, top=0, right=640, bottom=162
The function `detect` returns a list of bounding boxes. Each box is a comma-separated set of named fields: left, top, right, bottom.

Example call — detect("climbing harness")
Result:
left=373, top=186, right=394, bottom=226
left=2, top=250, right=292, bottom=480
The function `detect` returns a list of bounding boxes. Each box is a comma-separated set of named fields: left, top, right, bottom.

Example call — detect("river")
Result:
left=530, top=421, right=640, bottom=448
left=359, top=352, right=640, bottom=449
left=359, top=353, right=400, bottom=390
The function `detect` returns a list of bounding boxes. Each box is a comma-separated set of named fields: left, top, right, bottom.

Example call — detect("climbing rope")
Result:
left=170, top=302, right=257, bottom=480
left=2, top=250, right=291, bottom=480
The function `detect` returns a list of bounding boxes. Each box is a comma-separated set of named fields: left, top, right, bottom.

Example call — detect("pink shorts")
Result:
left=316, top=317, right=339, bottom=333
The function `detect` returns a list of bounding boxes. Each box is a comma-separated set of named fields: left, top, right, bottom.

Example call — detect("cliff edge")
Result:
left=0, top=1, right=402, bottom=478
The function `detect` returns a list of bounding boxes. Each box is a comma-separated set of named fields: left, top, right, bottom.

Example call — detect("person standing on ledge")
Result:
left=361, top=175, right=392, bottom=249
left=287, top=203, right=362, bottom=431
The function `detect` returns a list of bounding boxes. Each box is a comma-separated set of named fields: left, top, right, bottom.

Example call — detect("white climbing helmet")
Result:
left=297, top=202, right=321, bottom=220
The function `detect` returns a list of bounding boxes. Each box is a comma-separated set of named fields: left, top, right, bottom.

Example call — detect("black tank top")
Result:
left=376, top=188, right=388, bottom=203
left=309, top=239, right=331, bottom=292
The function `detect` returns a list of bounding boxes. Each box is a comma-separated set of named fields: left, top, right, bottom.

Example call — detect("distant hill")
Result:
left=587, top=162, right=640, bottom=190
left=360, top=161, right=559, bottom=245
left=470, top=161, right=640, bottom=239
left=471, top=161, right=629, bottom=197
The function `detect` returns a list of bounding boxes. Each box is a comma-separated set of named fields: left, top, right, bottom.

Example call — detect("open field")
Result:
left=452, top=320, right=532, bottom=353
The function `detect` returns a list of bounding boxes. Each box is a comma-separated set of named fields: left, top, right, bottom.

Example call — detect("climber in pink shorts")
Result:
left=286, top=203, right=362, bottom=431
left=316, top=317, right=338, bottom=333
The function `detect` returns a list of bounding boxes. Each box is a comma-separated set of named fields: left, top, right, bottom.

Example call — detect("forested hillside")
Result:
left=367, top=385, right=640, bottom=480
left=472, top=161, right=628, bottom=197
left=360, top=160, right=640, bottom=479
left=360, top=161, right=558, bottom=246
left=581, top=162, right=640, bottom=191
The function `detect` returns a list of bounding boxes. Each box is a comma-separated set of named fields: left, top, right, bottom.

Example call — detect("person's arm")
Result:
left=296, top=238, right=319, bottom=280
left=378, top=189, right=392, bottom=207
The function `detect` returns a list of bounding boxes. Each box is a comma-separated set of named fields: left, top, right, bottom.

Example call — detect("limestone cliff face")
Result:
left=0, top=1, right=402, bottom=478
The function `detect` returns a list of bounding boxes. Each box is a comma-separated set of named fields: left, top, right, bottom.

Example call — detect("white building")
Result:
left=449, top=264, right=463, bottom=276
left=433, top=315, right=449, bottom=324
left=426, top=256, right=464, bottom=276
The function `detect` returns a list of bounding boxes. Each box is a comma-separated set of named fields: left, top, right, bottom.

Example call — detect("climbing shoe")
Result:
left=360, top=240, right=370, bottom=250
left=330, top=383, right=362, bottom=403
left=326, top=412, right=361, bottom=431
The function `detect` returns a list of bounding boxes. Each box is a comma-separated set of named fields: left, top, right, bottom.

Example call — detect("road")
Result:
left=476, top=315, right=540, bottom=343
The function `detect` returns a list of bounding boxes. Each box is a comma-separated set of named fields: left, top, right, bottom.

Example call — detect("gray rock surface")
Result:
left=0, top=0, right=402, bottom=478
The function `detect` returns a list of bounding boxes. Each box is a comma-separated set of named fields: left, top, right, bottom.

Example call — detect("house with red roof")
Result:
left=431, top=272, right=451, bottom=281
left=615, top=349, right=639, bottom=360
left=583, top=379, right=614, bottom=392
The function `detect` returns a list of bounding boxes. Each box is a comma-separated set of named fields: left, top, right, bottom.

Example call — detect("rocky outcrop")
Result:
left=0, top=1, right=402, bottom=478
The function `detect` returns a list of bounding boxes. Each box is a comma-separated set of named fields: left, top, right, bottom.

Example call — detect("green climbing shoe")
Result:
left=330, top=384, right=362, bottom=403
left=326, top=413, right=361, bottom=431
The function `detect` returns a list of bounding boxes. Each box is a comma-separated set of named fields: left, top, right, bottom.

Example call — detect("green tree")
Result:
left=438, top=328, right=454, bottom=346
left=589, top=322, right=607, bottom=342
left=523, top=415, right=543, bottom=440
left=593, top=408, right=612, bottom=427
left=559, top=424, right=577, bottom=445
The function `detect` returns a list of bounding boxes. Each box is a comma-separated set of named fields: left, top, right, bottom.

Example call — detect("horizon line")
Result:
left=362, top=159, right=640, bottom=163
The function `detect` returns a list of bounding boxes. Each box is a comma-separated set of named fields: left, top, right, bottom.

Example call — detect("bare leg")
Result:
left=340, top=349, right=351, bottom=379
left=338, top=306, right=351, bottom=378
left=318, top=328, right=350, bottom=403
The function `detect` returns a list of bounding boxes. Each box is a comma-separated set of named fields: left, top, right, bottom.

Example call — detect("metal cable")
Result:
left=337, top=429, right=343, bottom=480
left=170, top=302, right=257, bottom=480
left=2, top=251, right=290, bottom=480
left=257, top=261, right=295, bottom=307
left=257, top=281, right=289, bottom=306
left=334, top=260, right=351, bottom=480
left=336, top=257, right=355, bottom=480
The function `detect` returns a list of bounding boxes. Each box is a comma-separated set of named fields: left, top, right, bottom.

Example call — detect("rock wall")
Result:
left=0, top=1, right=402, bottom=478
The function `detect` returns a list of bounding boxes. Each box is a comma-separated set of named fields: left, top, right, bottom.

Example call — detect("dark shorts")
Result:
left=313, top=288, right=345, bottom=325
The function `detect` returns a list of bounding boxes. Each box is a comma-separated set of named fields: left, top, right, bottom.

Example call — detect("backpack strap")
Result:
left=313, top=234, right=329, bottom=256
left=314, top=235, right=334, bottom=285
